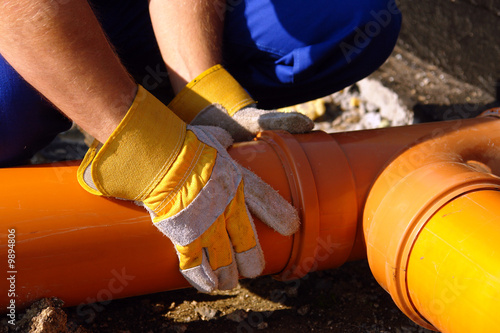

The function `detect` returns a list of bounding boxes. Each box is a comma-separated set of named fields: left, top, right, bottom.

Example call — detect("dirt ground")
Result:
left=66, top=261, right=435, bottom=333
left=2, top=45, right=497, bottom=333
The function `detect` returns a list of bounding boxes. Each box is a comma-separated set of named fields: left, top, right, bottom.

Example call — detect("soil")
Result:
left=2, top=45, right=497, bottom=333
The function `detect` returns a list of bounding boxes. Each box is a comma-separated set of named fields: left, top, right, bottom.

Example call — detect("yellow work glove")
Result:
left=168, top=64, right=314, bottom=142
left=77, top=85, right=299, bottom=292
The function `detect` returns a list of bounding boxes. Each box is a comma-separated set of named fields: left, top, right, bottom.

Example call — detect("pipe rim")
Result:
left=257, top=131, right=321, bottom=280
left=365, top=162, right=500, bottom=330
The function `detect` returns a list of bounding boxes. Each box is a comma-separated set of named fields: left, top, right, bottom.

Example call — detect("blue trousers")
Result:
left=0, top=0, right=401, bottom=166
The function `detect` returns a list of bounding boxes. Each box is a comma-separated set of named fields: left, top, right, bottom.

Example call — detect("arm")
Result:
left=0, top=0, right=136, bottom=143
left=148, top=0, right=314, bottom=141
left=149, top=0, right=226, bottom=93
left=0, top=0, right=299, bottom=294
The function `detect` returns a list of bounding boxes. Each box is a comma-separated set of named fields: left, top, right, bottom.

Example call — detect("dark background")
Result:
left=397, top=0, right=500, bottom=99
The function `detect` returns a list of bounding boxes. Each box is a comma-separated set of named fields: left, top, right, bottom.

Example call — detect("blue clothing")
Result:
left=223, top=0, right=402, bottom=108
left=0, top=0, right=401, bottom=166
left=0, top=56, right=73, bottom=166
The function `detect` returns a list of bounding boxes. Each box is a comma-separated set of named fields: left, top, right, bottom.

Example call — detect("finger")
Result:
left=192, top=105, right=253, bottom=142
left=225, top=182, right=265, bottom=278
left=199, top=215, right=239, bottom=290
left=201, top=215, right=234, bottom=271
left=240, top=166, right=300, bottom=236
left=213, top=257, right=239, bottom=291
left=234, top=234, right=265, bottom=278
left=257, top=110, right=314, bottom=133
left=176, top=239, right=218, bottom=293
left=233, top=107, right=314, bottom=134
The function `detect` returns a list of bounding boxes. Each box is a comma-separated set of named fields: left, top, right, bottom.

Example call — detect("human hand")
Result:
left=168, top=65, right=314, bottom=142
left=77, top=85, right=299, bottom=292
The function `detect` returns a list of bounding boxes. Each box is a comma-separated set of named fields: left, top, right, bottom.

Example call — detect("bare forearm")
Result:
left=149, top=0, right=226, bottom=93
left=0, top=0, right=136, bottom=142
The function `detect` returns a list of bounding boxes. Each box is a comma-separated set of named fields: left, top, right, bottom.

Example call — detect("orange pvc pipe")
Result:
left=1, top=130, right=360, bottom=311
left=407, top=190, right=500, bottom=332
left=364, top=108, right=500, bottom=331
left=1, top=109, right=500, bottom=333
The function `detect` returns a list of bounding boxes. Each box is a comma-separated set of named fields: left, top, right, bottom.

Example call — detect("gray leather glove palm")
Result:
left=168, top=64, right=314, bottom=142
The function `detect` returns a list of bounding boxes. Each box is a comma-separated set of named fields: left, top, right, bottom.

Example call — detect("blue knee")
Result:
left=223, top=0, right=402, bottom=108
left=0, top=55, right=71, bottom=166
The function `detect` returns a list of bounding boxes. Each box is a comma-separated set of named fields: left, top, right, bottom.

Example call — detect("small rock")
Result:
left=195, top=306, right=218, bottom=320
left=14, top=298, right=88, bottom=333
left=297, top=305, right=310, bottom=316
left=152, top=303, right=166, bottom=313
left=379, top=118, right=391, bottom=128
left=30, top=306, right=68, bottom=333
left=419, top=78, right=430, bottom=87
left=168, top=324, right=188, bottom=333
left=226, top=310, right=248, bottom=323
left=361, top=112, right=382, bottom=129
left=350, top=97, right=361, bottom=108
left=365, top=101, right=380, bottom=113
left=257, top=322, right=268, bottom=330
left=285, top=286, right=298, bottom=298
left=292, top=98, right=327, bottom=120
left=344, top=113, right=361, bottom=124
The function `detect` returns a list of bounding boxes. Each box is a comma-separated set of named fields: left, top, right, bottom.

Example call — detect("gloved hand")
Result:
left=77, top=85, right=299, bottom=292
left=167, top=64, right=314, bottom=142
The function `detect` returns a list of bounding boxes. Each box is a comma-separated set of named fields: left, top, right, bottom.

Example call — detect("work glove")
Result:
left=167, top=64, right=314, bottom=142
left=77, top=85, right=299, bottom=292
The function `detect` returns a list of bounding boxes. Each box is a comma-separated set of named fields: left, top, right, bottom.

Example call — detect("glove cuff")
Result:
left=168, top=64, right=255, bottom=123
left=77, top=85, right=186, bottom=200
